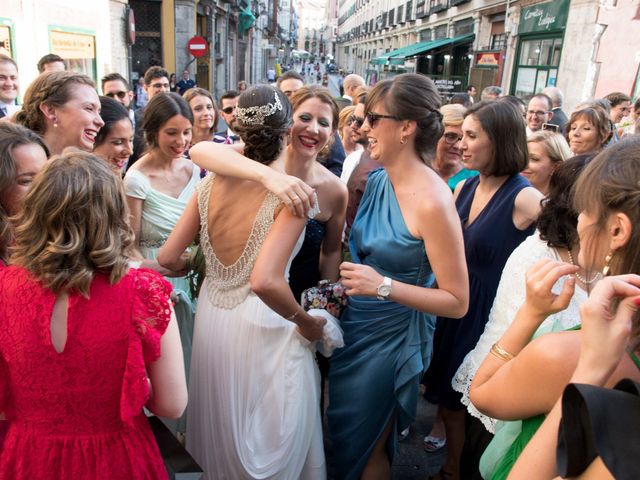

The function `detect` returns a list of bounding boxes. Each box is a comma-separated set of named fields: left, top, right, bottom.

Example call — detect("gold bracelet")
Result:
left=490, top=342, right=515, bottom=362
left=285, top=308, right=301, bottom=321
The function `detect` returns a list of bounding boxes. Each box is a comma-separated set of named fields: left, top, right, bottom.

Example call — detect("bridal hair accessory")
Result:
left=236, top=90, right=283, bottom=126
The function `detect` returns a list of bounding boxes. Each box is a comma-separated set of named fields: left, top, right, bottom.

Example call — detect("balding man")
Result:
left=342, top=74, right=365, bottom=103
left=542, top=86, right=568, bottom=133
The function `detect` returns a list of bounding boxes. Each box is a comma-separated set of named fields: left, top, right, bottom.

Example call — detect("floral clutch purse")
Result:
left=301, top=280, right=348, bottom=319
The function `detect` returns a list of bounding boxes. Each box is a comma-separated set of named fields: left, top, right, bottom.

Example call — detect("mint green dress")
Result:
left=123, top=165, right=199, bottom=383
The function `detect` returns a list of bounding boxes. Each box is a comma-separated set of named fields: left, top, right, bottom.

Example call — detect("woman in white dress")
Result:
left=158, top=85, right=327, bottom=480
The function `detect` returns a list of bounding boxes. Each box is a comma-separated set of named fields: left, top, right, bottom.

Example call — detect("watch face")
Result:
left=378, top=285, right=392, bottom=297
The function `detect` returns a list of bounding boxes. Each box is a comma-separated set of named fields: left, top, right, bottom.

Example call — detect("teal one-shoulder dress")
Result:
left=327, top=169, right=436, bottom=479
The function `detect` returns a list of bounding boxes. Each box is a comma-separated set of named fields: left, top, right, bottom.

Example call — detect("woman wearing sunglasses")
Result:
left=327, top=73, right=470, bottom=479
left=432, top=104, right=478, bottom=191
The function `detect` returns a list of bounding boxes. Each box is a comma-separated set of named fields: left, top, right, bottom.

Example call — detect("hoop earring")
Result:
left=602, top=251, right=613, bottom=276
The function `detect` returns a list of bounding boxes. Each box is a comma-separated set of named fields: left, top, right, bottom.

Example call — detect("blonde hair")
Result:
left=441, top=104, right=466, bottom=127
left=10, top=150, right=135, bottom=296
left=527, top=130, right=572, bottom=165
left=15, top=71, right=95, bottom=135
left=338, top=105, right=356, bottom=140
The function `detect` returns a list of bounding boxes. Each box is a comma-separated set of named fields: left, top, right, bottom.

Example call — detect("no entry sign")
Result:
left=188, top=36, right=208, bottom=57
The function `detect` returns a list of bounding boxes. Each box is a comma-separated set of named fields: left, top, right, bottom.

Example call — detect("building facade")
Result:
left=1, top=0, right=297, bottom=101
left=336, top=0, right=640, bottom=110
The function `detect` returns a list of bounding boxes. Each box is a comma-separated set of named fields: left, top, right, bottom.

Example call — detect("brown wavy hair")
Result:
left=10, top=150, right=135, bottom=296
left=14, top=71, right=96, bottom=135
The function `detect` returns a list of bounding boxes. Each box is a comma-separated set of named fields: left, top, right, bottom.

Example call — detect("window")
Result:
left=514, top=37, right=563, bottom=98
left=429, top=0, right=446, bottom=14
left=491, top=33, right=507, bottom=50
left=49, top=29, right=97, bottom=81
left=406, top=1, right=413, bottom=21
left=416, top=1, right=426, bottom=18
left=397, top=5, right=404, bottom=23
left=389, top=9, right=395, bottom=25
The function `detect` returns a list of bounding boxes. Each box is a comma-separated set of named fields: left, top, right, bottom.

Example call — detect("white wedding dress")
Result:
left=186, top=174, right=326, bottom=480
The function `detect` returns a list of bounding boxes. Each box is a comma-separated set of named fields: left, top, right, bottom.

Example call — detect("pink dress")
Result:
left=0, top=266, right=171, bottom=479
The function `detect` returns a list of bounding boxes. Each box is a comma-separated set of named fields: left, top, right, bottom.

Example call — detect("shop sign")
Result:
left=432, top=76, right=465, bottom=99
left=475, top=52, right=500, bottom=67
left=0, top=25, right=11, bottom=57
left=51, top=30, right=95, bottom=59
left=519, top=0, right=570, bottom=34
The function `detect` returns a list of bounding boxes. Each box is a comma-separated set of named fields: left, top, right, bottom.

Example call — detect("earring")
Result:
left=400, top=136, right=407, bottom=145
left=602, top=251, right=613, bottom=276
left=53, top=117, right=59, bottom=128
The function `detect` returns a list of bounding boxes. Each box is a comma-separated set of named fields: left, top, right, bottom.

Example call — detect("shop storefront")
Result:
left=0, top=18, right=16, bottom=58
left=511, top=0, right=570, bottom=98
left=49, top=27, right=97, bottom=80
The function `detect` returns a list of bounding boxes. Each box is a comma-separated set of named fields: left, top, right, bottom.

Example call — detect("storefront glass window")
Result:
left=50, top=29, right=97, bottom=81
left=519, top=39, right=541, bottom=66
left=514, top=36, right=563, bottom=98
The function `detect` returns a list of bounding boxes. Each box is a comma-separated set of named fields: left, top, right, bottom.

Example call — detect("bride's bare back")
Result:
left=206, top=175, right=280, bottom=267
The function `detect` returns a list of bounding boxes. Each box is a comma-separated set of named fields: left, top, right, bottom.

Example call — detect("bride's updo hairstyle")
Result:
left=365, top=73, right=443, bottom=165
left=234, top=85, right=291, bottom=165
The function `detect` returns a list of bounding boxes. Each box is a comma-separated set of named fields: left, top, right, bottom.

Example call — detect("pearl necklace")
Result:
left=567, top=250, right=601, bottom=285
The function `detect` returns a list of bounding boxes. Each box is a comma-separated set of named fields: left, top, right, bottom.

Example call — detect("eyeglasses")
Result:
left=366, top=112, right=400, bottom=128
left=105, top=91, right=128, bottom=100
left=443, top=132, right=463, bottom=145
left=348, top=115, right=365, bottom=128
left=527, top=110, right=549, bottom=117
left=222, top=106, right=236, bottom=114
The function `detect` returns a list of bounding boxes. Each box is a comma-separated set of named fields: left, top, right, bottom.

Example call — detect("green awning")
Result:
left=384, top=33, right=474, bottom=65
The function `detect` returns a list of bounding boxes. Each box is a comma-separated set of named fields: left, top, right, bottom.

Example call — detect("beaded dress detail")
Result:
left=197, top=173, right=281, bottom=309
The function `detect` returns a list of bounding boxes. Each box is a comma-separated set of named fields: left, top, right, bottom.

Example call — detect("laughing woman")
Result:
left=328, top=73, right=469, bottom=480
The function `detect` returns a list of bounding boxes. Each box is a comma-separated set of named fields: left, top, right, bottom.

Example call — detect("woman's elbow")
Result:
left=151, top=392, right=188, bottom=419
left=250, top=272, right=278, bottom=298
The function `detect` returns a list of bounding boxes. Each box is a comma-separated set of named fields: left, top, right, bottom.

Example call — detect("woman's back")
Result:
left=0, top=266, right=170, bottom=479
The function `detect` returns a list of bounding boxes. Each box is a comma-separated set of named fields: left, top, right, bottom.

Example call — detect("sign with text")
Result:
left=519, top=0, right=570, bottom=34
left=51, top=30, right=95, bottom=59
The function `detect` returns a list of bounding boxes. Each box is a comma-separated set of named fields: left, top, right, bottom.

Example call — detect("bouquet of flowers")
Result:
left=301, top=280, right=348, bottom=319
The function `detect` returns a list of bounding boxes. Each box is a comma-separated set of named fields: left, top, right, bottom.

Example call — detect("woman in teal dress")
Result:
left=329, top=73, right=470, bottom=479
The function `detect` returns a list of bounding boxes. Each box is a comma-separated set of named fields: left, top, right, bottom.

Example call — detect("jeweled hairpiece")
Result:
left=235, top=90, right=283, bottom=126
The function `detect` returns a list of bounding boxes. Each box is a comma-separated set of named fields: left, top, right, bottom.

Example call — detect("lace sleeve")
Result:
left=452, top=233, right=555, bottom=432
left=119, top=268, right=173, bottom=424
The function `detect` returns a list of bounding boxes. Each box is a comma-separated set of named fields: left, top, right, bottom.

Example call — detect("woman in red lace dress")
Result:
left=0, top=151, right=187, bottom=479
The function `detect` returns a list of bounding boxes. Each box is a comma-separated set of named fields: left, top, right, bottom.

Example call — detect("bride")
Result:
left=158, top=85, right=327, bottom=479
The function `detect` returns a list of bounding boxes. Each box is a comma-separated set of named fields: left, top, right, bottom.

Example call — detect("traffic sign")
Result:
left=187, top=36, right=208, bottom=57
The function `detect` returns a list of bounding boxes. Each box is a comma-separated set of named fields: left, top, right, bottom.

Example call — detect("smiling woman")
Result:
left=15, top=71, right=104, bottom=156
left=94, top=96, right=134, bottom=173
left=123, top=92, right=198, bottom=437
left=183, top=87, right=219, bottom=145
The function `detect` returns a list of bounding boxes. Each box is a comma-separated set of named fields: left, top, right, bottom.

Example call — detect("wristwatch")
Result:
left=376, top=276, right=392, bottom=300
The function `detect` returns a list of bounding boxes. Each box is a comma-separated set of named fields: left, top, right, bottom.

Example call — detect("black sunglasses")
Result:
left=366, top=112, right=400, bottom=128
left=105, top=91, right=127, bottom=99
left=222, top=106, right=236, bottom=114
left=349, top=115, right=364, bottom=128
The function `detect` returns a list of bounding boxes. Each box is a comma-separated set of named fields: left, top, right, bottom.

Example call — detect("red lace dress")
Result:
left=0, top=266, right=172, bottom=479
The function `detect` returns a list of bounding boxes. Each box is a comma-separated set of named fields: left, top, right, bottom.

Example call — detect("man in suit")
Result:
left=542, top=87, right=569, bottom=133
left=0, top=55, right=20, bottom=120
left=213, top=90, right=241, bottom=144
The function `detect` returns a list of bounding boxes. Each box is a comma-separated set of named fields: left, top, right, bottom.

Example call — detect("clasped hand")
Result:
left=523, top=259, right=579, bottom=321
left=340, top=262, right=383, bottom=297
left=263, top=170, right=316, bottom=217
